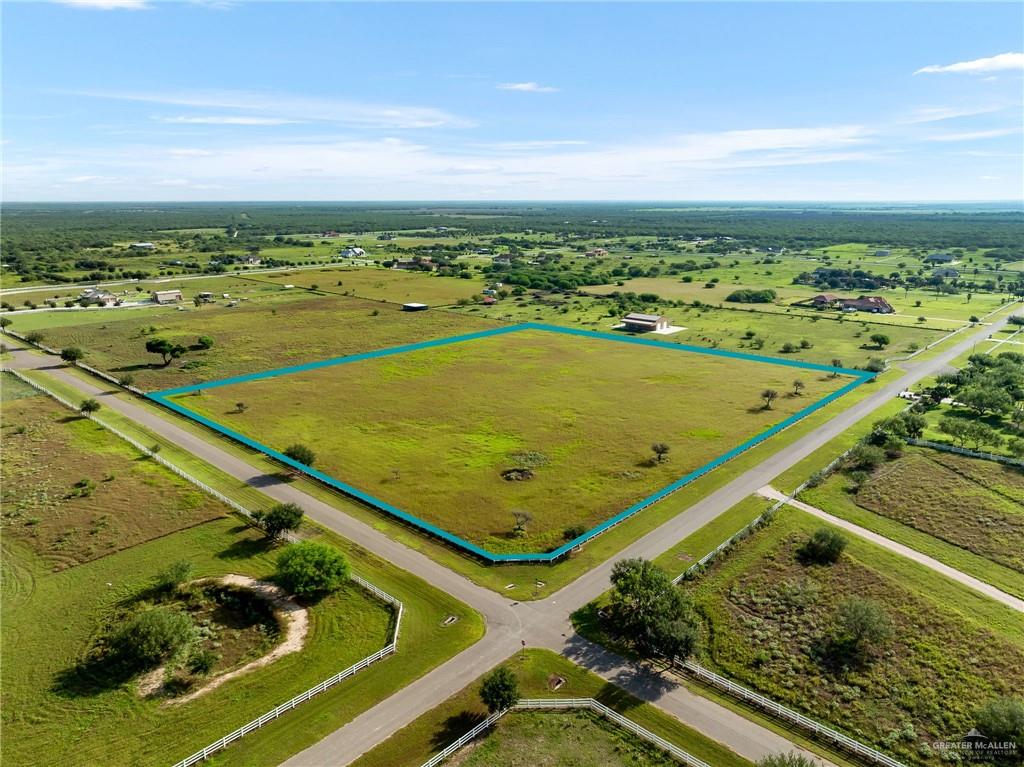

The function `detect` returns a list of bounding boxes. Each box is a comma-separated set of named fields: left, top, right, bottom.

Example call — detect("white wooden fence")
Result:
left=0, top=367, right=406, bottom=767
left=680, top=661, right=907, bottom=767
left=907, top=438, right=1024, bottom=467
left=421, top=698, right=712, bottom=767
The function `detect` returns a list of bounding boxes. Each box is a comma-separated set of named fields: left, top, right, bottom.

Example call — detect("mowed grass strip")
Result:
left=28, top=293, right=498, bottom=391
left=685, top=509, right=1024, bottom=766
left=1, top=374, right=226, bottom=570
left=175, top=329, right=856, bottom=553
left=352, top=649, right=751, bottom=767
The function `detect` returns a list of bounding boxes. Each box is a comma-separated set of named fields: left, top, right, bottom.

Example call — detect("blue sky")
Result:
left=2, top=1, right=1022, bottom=201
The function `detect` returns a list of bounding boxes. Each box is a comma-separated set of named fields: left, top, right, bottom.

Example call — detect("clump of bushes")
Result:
left=798, top=527, right=847, bottom=565
left=276, top=541, right=349, bottom=598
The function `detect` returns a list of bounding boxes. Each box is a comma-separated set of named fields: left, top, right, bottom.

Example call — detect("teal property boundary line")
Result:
left=147, top=323, right=875, bottom=563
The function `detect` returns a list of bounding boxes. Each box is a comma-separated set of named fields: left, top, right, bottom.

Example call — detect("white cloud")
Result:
left=67, top=88, right=474, bottom=129
left=902, top=105, right=1007, bottom=124
left=926, top=128, right=1020, bottom=142
left=483, top=140, right=589, bottom=151
left=155, top=115, right=301, bottom=126
left=497, top=82, right=560, bottom=93
left=53, top=0, right=148, bottom=9
left=915, top=52, right=1024, bottom=75
left=154, top=178, right=190, bottom=186
left=67, top=174, right=106, bottom=182
left=166, top=148, right=214, bottom=157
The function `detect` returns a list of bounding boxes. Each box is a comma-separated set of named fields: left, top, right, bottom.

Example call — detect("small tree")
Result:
left=276, top=541, right=349, bottom=597
left=235, top=402, right=248, bottom=413
left=761, top=389, right=779, bottom=409
left=195, top=335, right=214, bottom=350
left=869, top=333, right=890, bottom=349
left=112, top=607, right=196, bottom=670
left=512, top=510, right=532, bottom=537
left=253, top=503, right=304, bottom=539
left=283, top=443, right=316, bottom=468
left=80, top=398, right=101, bottom=415
left=0, top=317, right=11, bottom=330
left=799, top=527, right=847, bottom=564
left=118, top=374, right=135, bottom=388
left=651, top=442, right=671, bottom=463
left=834, top=597, right=892, bottom=658
left=145, top=338, right=187, bottom=365
left=152, top=560, right=195, bottom=592
left=792, top=379, right=805, bottom=396
left=60, top=346, right=85, bottom=364
left=830, top=358, right=843, bottom=377
left=479, top=666, right=519, bottom=713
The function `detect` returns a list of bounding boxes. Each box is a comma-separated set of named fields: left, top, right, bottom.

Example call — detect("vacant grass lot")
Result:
left=685, top=510, right=1024, bottom=766
left=0, top=374, right=225, bottom=570
left=243, top=265, right=487, bottom=305
left=26, top=294, right=496, bottom=391
left=449, top=710, right=677, bottom=767
left=809, top=448, right=1024, bottom=572
left=174, top=328, right=855, bottom=553
left=352, top=649, right=751, bottom=767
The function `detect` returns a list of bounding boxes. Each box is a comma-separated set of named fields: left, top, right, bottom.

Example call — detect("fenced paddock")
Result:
left=420, top=698, right=712, bottom=767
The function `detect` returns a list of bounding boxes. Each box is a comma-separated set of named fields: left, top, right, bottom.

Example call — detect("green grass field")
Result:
left=685, top=508, right=1024, bottom=766
left=21, top=293, right=497, bottom=391
left=0, top=373, right=226, bottom=570
left=173, top=328, right=856, bottom=553
left=799, top=447, right=1024, bottom=597
left=447, top=710, right=678, bottom=767
left=1, top=372, right=484, bottom=767
left=351, top=649, right=751, bottom=767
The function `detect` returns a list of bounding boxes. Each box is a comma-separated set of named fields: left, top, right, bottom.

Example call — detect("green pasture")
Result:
left=173, top=328, right=855, bottom=553
left=21, top=293, right=497, bottom=390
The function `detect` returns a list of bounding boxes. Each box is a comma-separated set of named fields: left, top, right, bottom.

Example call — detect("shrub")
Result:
left=834, top=597, right=893, bottom=657
left=844, top=443, right=886, bottom=472
left=563, top=524, right=587, bottom=541
left=112, top=608, right=196, bottom=670
left=799, top=527, right=847, bottom=565
left=60, top=346, right=85, bottom=364
left=757, top=753, right=818, bottom=767
left=195, top=335, right=214, bottom=350
left=187, top=649, right=218, bottom=676
left=974, top=697, right=1024, bottom=748
left=479, top=666, right=519, bottom=713
left=276, top=541, right=349, bottom=597
left=152, top=560, right=194, bottom=592
left=79, top=398, right=102, bottom=415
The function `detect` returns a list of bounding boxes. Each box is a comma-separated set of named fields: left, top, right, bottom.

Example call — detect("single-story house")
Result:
left=243, top=256, right=262, bottom=266
left=79, top=288, right=118, bottom=306
left=197, top=292, right=214, bottom=302
left=482, top=296, right=497, bottom=305
left=152, top=289, right=183, bottom=304
left=622, top=312, right=670, bottom=332
left=493, top=255, right=512, bottom=265
left=874, top=250, right=891, bottom=257
left=933, top=267, right=960, bottom=279
left=130, top=242, right=155, bottom=250
left=339, top=247, right=366, bottom=258
left=393, top=257, right=437, bottom=271
left=402, top=302, right=428, bottom=312
left=584, top=248, right=609, bottom=258
left=800, top=293, right=894, bottom=314
left=924, top=253, right=954, bottom=264
left=840, top=295, right=894, bottom=313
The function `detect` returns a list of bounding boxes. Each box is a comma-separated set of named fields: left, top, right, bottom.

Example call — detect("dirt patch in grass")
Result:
left=156, top=575, right=306, bottom=704
left=0, top=394, right=226, bottom=570
left=447, top=710, right=678, bottom=767
left=853, top=449, right=1024, bottom=573
left=688, top=512, right=1024, bottom=765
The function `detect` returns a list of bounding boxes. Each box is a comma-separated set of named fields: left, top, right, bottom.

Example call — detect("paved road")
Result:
left=758, top=486, right=1024, bottom=613
left=4, top=312, right=1013, bottom=767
